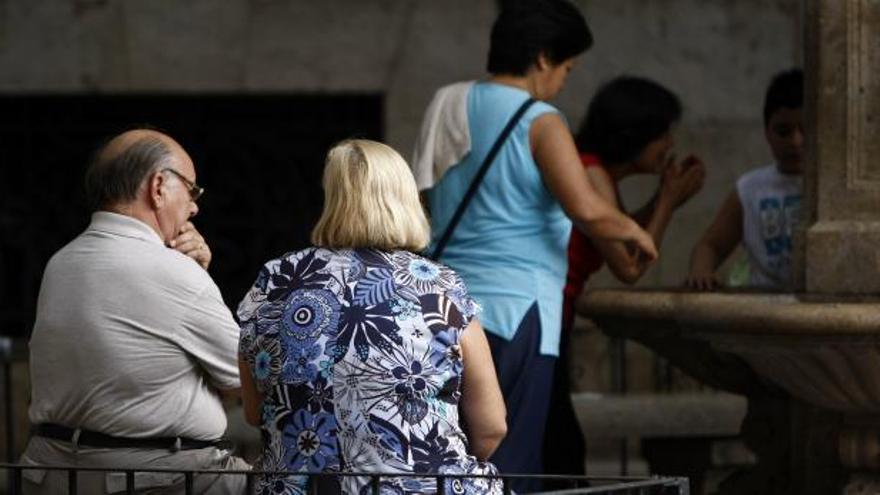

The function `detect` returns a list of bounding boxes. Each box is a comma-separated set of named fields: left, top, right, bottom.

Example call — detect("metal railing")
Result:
left=0, top=464, right=689, bottom=494
left=0, top=335, right=691, bottom=493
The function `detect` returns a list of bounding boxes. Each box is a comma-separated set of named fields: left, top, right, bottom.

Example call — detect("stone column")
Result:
left=798, top=0, right=880, bottom=294
left=798, top=5, right=880, bottom=492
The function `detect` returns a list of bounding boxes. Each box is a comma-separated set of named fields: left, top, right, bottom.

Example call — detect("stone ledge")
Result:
left=578, top=289, right=880, bottom=336
left=573, top=392, right=747, bottom=438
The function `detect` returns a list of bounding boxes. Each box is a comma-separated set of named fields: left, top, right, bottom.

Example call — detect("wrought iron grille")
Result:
left=0, top=464, right=689, bottom=494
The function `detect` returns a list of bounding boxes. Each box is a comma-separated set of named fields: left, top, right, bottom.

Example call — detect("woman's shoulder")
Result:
left=237, top=247, right=341, bottom=319
left=529, top=99, right=560, bottom=116
left=522, top=101, right=564, bottom=135
left=473, top=82, right=559, bottom=116
left=386, top=251, right=480, bottom=320
left=243, top=247, right=356, bottom=300
left=259, top=246, right=345, bottom=274
left=385, top=249, right=460, bottom=276
left=383, top=251, right=468, bottom=291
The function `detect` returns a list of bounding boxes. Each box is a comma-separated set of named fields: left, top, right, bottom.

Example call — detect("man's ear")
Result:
left=148, top=170, right=166, bottom=209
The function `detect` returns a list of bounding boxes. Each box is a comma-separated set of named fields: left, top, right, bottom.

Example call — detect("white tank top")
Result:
left=736, top=165, right=802, bottom=289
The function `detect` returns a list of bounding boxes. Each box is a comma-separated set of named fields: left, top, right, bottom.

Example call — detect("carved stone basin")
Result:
left=578, top=288, right=880, bottom=494
left=580, top=289, right=880, bottom=414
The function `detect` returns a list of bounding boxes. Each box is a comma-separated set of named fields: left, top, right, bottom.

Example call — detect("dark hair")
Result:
left=84, top=135, right=173, bottom=211
left=763, top=69, right=803, bottom=125
left=575, top=76, right=682, bottom=165
left=487, top=0, right=593, bottom=76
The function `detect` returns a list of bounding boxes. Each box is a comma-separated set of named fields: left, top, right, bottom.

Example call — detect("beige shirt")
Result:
left=411, top=80, right=475, bottom=190
left=28, top=212, right=240, bottom=440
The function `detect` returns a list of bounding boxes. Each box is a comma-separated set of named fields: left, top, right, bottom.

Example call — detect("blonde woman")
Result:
left=237, top=140, right=507, bottom=494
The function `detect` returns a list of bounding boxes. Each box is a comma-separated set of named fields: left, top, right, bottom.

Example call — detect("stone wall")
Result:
left=0, top=0, right=800, bottom=285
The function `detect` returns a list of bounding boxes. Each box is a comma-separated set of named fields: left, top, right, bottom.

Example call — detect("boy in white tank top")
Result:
left=686, top=69, right=804, bottom=290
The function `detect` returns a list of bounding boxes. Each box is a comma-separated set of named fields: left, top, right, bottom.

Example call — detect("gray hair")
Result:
left=84, top=136, right=174, bottom=211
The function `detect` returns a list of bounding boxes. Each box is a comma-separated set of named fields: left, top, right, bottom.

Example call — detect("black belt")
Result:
left=34, top=424, right=227, bottom=452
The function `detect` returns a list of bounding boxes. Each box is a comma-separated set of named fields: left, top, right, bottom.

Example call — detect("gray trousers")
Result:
left=20, top=436, right=251, bottom=494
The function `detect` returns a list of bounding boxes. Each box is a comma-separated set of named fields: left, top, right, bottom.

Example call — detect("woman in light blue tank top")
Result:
left=416, top=1, right=657, bottom=490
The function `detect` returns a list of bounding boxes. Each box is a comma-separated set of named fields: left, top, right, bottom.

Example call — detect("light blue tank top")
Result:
left=427, top=81, right=571, bottom=356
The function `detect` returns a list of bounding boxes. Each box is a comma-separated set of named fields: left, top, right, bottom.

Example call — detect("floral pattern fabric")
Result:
left=238, top=248, right=503, bottom=495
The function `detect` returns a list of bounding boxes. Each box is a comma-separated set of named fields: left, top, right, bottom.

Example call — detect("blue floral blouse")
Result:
left=238, top=247, right=503, bottom=495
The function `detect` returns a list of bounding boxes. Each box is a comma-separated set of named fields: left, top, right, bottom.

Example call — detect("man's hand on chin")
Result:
left=169, top=221, right=212, bottom=270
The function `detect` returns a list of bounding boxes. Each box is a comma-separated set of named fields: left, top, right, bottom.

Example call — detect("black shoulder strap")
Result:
left=431, top=97, right=536, bottom=260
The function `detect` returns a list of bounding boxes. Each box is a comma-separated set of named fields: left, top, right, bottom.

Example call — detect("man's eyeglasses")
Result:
left=162, top=168, right=205, bottom=201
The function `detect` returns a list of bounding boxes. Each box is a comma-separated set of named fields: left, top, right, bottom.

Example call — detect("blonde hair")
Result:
left=311, top=139, right=430, bottom=252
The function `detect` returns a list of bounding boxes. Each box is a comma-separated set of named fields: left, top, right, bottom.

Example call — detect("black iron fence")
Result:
left=0, top=336, right=690, bottom=494
left=0, top=464, right=688, bottom=494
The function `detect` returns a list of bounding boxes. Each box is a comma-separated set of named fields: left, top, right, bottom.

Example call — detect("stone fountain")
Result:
left=578, top=1, right=880, bottom=493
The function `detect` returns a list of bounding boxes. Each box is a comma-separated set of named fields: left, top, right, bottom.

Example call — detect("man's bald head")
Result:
left=84, top=129, right=180, bottom=211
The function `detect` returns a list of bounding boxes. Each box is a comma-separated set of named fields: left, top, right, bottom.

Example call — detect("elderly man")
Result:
left=20, top=129, right=249, bottom=494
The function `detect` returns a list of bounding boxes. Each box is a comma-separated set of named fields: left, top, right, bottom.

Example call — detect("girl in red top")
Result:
left=545, top=76, right=706, bottom=480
